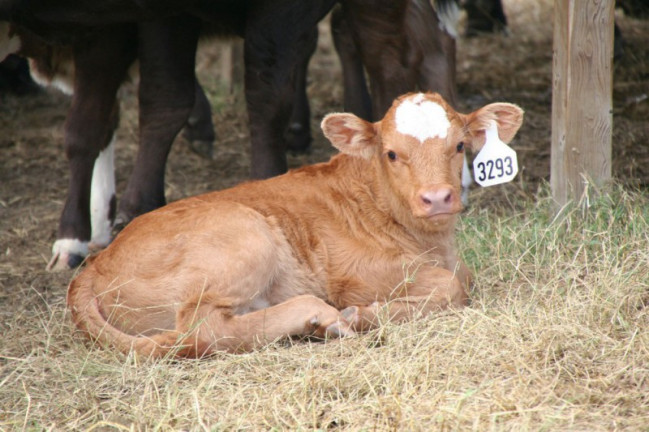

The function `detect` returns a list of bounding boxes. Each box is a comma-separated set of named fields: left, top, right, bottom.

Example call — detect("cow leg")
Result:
left=285, top=26, right=317, bottom=154
left=330, top=5, right=373, bottom=120
left=338, top=0, right=418, bottom=119
left=411, top=0, right=458, bottom=106
left=47, top=26, right=136, bottom=271
left=117, top=16, right=200, bottom=223
left=243, top=0, right=335, bottom=179
left=182, top=79, right=215, bottom=159
left=350, top=267, right=469, bottom=332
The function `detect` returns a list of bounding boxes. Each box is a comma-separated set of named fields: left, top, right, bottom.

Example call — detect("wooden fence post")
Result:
left=551, top=0, right=614, bottom=205
left=220, top=39, right=244, bottom=93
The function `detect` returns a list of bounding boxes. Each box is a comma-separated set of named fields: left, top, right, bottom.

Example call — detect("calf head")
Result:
left=322, top=92, right=523, bottom=230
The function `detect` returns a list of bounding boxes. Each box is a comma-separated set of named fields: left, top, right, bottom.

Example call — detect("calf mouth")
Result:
left=425, top=212, right=459, bottom=222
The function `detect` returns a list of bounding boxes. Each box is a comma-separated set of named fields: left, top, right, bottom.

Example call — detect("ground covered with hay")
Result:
left=1, top=0, right=648, bottom=430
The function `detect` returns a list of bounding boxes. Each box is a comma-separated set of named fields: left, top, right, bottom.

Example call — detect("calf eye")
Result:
left=456, top=142, right=465, bottom=153
left=387, top=150, right=397, bottom=161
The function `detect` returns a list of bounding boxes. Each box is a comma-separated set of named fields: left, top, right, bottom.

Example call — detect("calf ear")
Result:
left=466, top=103, right=524, bottom=151
left=321, top=113, right=379, bottom=159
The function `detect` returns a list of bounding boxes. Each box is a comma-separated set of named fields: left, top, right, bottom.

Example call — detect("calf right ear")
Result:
left=321, top=113, right=379, bottom=159
left=466, top=103, right=524, bottom=151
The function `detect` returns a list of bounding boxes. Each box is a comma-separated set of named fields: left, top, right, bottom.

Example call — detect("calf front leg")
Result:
left=350, top=267, right=469, bottom=333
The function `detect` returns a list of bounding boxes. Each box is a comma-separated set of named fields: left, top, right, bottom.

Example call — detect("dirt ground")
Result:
left=0, top=2, right=648, bottom=331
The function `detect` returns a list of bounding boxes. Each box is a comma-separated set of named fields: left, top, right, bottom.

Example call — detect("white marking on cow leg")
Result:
left=395, top=94, right=451, bottom=142
left=90, top=137, right=116, bottom=250
left=46, top=239, right=89, bottom=271
left=461, top=155, right=472, bottom=206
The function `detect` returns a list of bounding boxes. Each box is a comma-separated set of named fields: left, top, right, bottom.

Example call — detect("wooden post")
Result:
left=551, top=0, right=614, bottom=205
left=220, top=39, right=244, bottom=93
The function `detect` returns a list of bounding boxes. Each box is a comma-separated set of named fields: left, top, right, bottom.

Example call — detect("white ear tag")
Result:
left=472, top=122, right=518, bottom=187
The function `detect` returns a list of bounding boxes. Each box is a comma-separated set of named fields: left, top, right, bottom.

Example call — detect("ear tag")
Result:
left=472, top=121, right=518, bottom=187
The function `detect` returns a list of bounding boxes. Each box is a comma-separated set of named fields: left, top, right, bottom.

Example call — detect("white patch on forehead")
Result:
left=395, top=94, right=450, bottom=143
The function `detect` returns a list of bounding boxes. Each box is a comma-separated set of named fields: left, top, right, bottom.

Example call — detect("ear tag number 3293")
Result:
left=472, top=122, right=518, bottom=187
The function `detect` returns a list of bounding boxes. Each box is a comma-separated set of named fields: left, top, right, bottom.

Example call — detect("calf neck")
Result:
left=67, top=92, right=524, bottom=357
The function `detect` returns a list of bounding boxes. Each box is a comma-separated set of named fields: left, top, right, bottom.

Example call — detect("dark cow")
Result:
left=2, top=2, right=335, bottom=269
left=2, top=0, right=461, bottom=270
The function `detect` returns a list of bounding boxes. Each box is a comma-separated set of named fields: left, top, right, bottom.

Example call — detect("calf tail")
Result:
left=66, top=268, right=179, bottom=358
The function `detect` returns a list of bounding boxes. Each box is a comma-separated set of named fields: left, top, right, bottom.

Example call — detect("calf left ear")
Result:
left=466, top=103, right=524, bottom=151
left=321, top=113, right=379, bottom=159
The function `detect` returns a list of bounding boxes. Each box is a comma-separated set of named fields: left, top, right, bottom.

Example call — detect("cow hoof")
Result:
left=46, top=239, right=89, bottom=271
left=46, top=250, right=85, bottom=271
left=188, top=139, right=214, bottom=160
left=285, top=122, right=312, bottom=155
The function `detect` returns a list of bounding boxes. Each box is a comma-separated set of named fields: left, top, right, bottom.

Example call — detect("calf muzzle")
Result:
left=415, top=185, right=461, bottom=217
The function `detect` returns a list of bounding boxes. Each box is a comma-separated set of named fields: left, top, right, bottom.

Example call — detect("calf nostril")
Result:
left=421, top=196, right=432, bottom=206
left=444, top=192, right=452, bottom=204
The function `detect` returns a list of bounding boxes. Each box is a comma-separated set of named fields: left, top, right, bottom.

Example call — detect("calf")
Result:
left=67, top=92, right=523, bottom=357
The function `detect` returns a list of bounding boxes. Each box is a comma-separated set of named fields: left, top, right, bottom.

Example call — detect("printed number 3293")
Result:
left=475, top=157, right=514, bottom=182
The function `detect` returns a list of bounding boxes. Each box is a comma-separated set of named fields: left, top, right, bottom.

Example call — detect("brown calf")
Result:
left=67, top=92, right=524, bottom=357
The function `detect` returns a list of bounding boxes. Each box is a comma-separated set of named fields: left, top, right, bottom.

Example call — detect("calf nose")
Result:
left=418, top=186, right=458, bottom=216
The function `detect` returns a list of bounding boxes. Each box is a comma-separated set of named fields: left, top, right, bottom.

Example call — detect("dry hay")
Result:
left=1, top=0, right=648, bottom=429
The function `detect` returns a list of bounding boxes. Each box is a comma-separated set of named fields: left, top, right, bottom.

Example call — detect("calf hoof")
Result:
left=324, top=306, right=360, bottom=339
left=46, top=239, right=88, bottom=271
